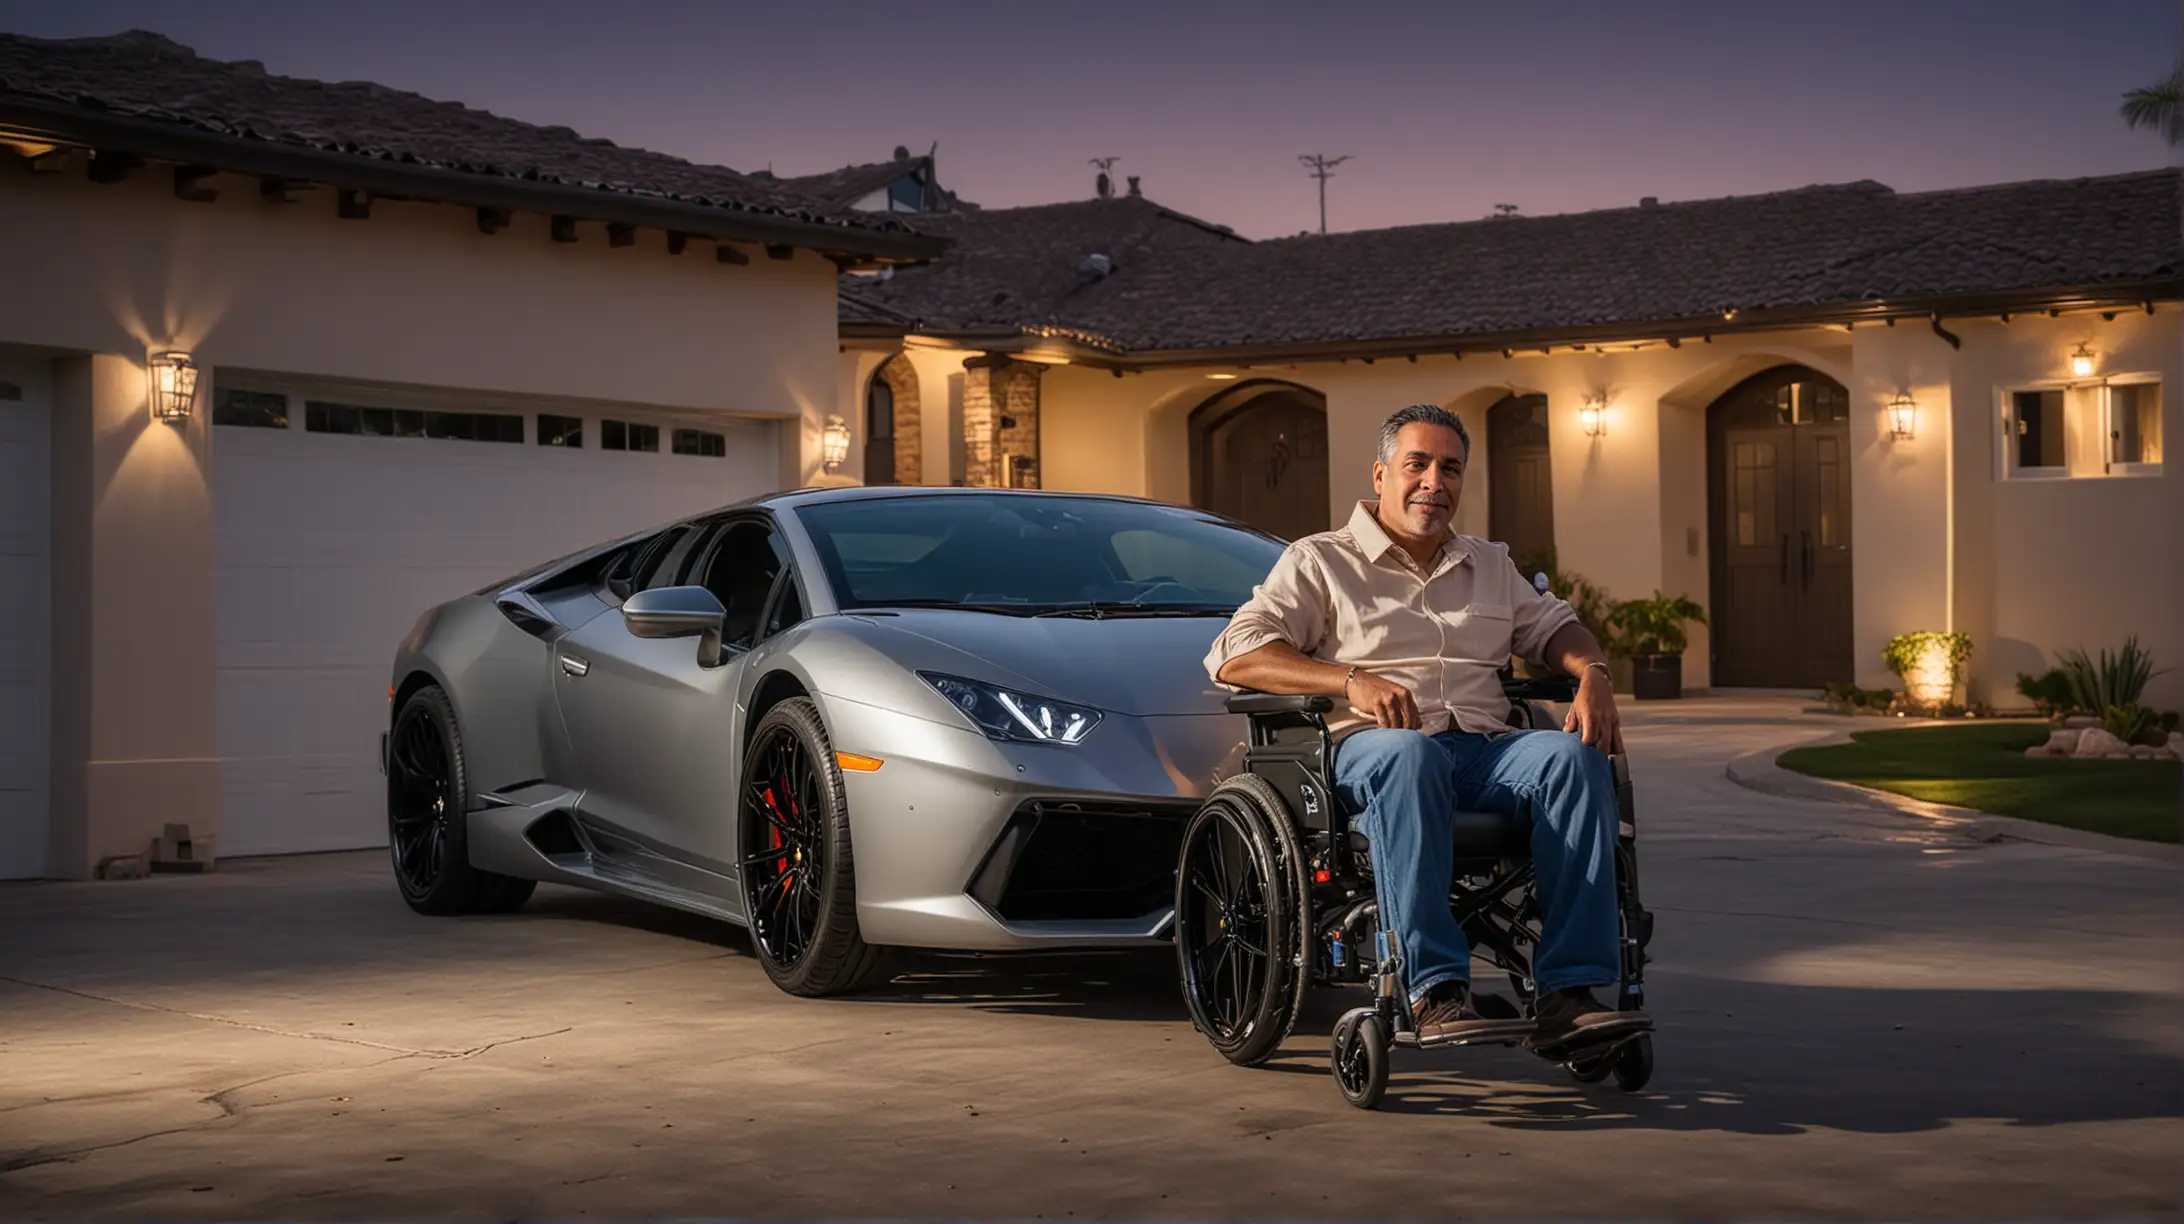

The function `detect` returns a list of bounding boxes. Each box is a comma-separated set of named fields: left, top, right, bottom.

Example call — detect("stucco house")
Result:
left=0, top=31, right=944, bottom=879
left=833, top=158, right=2182, bottom=720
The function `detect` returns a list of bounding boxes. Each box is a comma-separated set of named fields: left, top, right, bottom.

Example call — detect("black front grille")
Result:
left=969, top=799, right=1193, bottom=923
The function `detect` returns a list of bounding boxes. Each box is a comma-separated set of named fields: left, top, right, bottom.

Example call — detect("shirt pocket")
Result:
left=1444, top=602, right=1514, bottom=663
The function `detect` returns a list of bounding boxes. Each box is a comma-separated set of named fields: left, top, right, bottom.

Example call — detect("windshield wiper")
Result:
left=1030, top=602, right=1237, bottom=619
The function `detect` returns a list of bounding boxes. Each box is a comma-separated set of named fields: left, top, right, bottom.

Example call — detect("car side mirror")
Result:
left=622, top=585, right=727, bottom=667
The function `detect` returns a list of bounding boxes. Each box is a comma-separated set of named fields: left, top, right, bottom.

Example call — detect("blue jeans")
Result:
left=1332, top=727, right=1621, bottom=1003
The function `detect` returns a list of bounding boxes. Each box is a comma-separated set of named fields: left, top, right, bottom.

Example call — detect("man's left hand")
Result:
left=1563, top=668, right=1624, bottom=755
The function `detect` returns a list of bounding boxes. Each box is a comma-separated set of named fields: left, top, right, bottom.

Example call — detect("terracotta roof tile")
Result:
left=0, top=29, right=921, bottom=241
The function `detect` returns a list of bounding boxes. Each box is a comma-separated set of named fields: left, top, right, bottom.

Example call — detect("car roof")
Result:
left=754, top=485, right=1189, bottom=514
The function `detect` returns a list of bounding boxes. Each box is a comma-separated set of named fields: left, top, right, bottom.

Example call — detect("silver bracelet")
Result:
left=1342, top=664, right=1359, bottom=696
left=1580, top=660, right=1611, bottom=681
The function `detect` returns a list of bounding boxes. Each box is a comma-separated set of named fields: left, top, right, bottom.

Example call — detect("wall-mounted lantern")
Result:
left=2068, top=341, right=2097, bottom=379
left=821, top=414, right=852, bottom=473
left=1887, top=391, right=1917, bottom=441
left=1579, top=392, right=1608, bottom=438
left=146, top=350, right=199, bottom=423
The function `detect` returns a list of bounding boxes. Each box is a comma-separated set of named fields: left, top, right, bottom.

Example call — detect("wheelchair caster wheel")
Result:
left=1331, top=1008, right=1389, bottom=1110
left=1612, top=1033, right=1653, bottom=1092
left=1564, top=1049, right=1616, bottom=1084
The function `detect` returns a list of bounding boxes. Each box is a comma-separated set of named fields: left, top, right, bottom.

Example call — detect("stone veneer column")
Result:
left=48, top=353, right=220, bottom=878
left=961, top=354, right=1044, bottom=488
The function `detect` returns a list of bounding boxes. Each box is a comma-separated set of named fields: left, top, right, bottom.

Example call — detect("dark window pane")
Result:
left=361, top=407, right=394, bottom=436
left=212, top=387, right=289, bottom=429
left=674, top=428, right=726, bottom=457
left=630, top=423, right=660, bottom=452
left=394, top=409, right=425, bottom=437
left=2014, top=390, right=2064, bottom=470
left=425, top=411, right=471, bottom=441
left=538, top=413, right=583, bottom=447
left=602, top=419, right=627, bottom=451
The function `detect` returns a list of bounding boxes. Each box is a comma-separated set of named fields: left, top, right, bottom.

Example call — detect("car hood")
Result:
left=854, top=610, right=1237, bottom=717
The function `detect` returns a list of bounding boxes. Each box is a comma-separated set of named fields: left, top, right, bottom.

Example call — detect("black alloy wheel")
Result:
left=1175, top=775, right=1307, bottom=1067
left=385, top=685, right=534, bottom=916
left=736, top=698, right=887, bottom=997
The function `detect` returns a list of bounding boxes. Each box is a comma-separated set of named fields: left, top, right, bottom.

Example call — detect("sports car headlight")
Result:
left=920, top=672, right=1104, bottom=745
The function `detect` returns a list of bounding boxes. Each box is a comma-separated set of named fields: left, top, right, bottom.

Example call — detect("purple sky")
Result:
left=3, top=0, right=2178, bottom=238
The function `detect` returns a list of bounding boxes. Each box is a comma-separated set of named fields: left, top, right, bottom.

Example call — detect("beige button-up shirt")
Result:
left=1205, top=501, right=1580, bottom=740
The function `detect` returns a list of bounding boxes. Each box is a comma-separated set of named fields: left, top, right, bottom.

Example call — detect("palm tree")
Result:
left=2120, top=60, right=2184, bottom=145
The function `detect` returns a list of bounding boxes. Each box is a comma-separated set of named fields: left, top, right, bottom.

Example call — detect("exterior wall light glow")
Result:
left=1205, top=372, right=1239, bottom=380
left=2069, top=342, right=2096, bottom=379
left=146, top=350, right=199, bottom=423
left=1579, top=393, right=1608, bottom=438
left=1887, top=392, right=1917, bottom=441
left=821, top=414, right=852, bottom=473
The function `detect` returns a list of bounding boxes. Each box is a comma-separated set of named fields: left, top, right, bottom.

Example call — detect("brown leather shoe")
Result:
left=1413, top=983, right=1536, bottom=1045
left=1527, top=986, right=1650, bottom=1051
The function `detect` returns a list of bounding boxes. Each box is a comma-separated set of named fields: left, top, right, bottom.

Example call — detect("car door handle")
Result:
left=560, top=654, right=590, bottom=678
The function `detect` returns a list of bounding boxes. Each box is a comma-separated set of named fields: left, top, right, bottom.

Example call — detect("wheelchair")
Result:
left=1173, top=671, right=1655, bottom=1109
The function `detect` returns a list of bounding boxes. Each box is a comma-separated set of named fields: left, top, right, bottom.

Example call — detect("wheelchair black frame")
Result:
left=1226, top=676, right=1650, bottom=1027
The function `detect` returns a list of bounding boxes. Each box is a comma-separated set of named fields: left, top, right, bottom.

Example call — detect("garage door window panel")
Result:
left=212, top=387, right=290, bottom=429
left=673, top=428, right=727, bottom=457
left=603, top=420, right=660, bottom=452
left=306, top=400, right=522, bottom=443
left=538, top=414, right=584, bottom=448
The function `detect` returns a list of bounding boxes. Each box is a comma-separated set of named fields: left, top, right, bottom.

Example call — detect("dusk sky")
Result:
left=2, top=0, right=2177, bottom=238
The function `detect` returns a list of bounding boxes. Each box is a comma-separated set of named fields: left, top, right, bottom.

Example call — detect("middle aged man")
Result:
left=1204, top=402, right=1651, bottom=1051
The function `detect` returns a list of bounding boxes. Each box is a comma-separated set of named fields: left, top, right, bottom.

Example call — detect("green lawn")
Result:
left=1777, top=723, right=2181, bottom=844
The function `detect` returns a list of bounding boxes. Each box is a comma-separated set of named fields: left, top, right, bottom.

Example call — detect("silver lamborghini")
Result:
left=383, top=487, right=1287, bottom=995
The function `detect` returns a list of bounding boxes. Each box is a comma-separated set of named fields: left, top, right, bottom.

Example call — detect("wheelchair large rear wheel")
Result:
left=1175, top=775, right=1309, bottom=1067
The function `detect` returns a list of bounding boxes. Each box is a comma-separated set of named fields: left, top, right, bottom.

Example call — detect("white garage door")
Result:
left=214, top=383, right=778, bottom=857
left=0, top=353, right=50, bottom=879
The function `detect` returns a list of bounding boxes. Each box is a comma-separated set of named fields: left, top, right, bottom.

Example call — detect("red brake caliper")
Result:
left=762, top=788, right=787, bottom=877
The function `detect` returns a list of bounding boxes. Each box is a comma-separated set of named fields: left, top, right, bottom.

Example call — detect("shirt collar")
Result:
left=1348, top=500, right=1467, bottom=570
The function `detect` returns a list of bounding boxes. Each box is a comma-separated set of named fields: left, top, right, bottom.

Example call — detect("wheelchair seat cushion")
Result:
left=1348, top=808, right=1529, bottom=859
left=1451, top=807, right=1529, bottom=858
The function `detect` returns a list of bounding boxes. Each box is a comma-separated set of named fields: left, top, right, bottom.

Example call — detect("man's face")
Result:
left=1372, top=421, right=1467, bottom=538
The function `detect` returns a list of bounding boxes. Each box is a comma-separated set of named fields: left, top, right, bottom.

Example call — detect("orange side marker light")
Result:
left=835, top=751, right=884, bottom=773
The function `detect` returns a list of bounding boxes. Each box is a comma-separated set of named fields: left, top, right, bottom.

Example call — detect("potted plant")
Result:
left=1883, top=631, right=1972, bottom=712
left=1605, top=592, right=1707, bottom=700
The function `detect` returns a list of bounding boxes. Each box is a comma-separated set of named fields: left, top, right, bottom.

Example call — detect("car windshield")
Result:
left=795, top=494, right=1286, bottom=615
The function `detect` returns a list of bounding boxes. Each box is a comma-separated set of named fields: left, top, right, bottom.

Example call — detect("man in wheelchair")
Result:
left=1203, top=402, right=1652, bottom=1060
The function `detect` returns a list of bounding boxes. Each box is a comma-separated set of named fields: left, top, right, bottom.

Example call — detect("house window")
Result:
left=538, top=414, right=584, bottom=447
left=306, top=401, right=522, bottom=443
left=887, top=172, right=927, bottom=213
left=2107, top=381, right=2162, bottom=470
left=213, top=387, right=289, bottom=429
left=2008, top=389, right=2067, bottom=473
left=602, top=420, right=660, bottom=452
left=672, top=428, right=726, bottom=457
left=866, top=377, right=896, bottom=485
left=2001, top=381, right=2163, bottom=478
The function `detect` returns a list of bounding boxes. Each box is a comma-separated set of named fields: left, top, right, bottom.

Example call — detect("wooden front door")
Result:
left=1192, top=388, right=1329, bottom=541
left=1708, top=368, right=1854, bottom=688
left=1487, top=393, right=1555, bottom=572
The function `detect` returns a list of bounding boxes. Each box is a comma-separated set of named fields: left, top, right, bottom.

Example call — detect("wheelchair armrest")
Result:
left=1223, top=692, right=1335, bottom=716
left=1502, top=674, right=1579, bottom=703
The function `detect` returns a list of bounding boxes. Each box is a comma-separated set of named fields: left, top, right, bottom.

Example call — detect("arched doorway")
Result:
left=1707, top=365, right=1853, bottom=687
left=1189, top=382, right=1329, bottom=541
left=864, top=354, right=921, bottom=485
left=1487, top=392, right=1555, bottom=573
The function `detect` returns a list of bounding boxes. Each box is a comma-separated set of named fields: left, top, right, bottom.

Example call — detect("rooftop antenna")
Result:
left=1089, top=156, right=1120, bottom=199
left=1298, top=153, right=1352, bottom=234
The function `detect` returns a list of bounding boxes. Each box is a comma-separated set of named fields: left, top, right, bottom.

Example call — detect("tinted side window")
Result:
left=632, top=524, right=705, bottom=594
left=696, top=522, right=783, bottom=651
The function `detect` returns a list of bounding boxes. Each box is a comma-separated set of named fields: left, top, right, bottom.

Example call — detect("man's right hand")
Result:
left=1347, top=669, right=1421, bottom=730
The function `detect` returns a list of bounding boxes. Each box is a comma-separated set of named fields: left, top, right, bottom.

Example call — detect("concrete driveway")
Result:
left=3, top=697, right=2178, bottom=1220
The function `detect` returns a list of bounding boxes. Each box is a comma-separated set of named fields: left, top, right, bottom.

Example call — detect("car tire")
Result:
left=385, top=685, right=537, bottom=917
left=737, top=697, right=889, bottom=997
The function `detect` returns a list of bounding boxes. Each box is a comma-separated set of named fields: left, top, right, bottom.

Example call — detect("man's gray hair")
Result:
left=1378, top=403, right=1470, bottom=464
